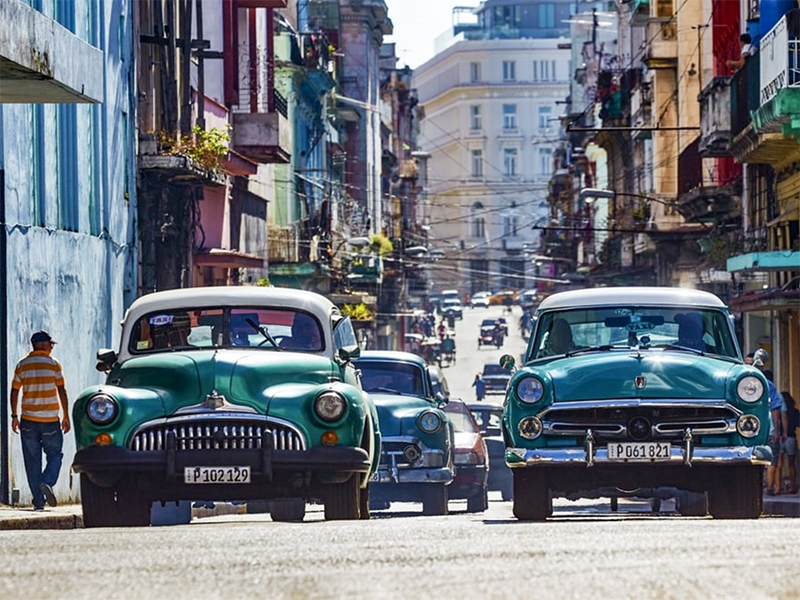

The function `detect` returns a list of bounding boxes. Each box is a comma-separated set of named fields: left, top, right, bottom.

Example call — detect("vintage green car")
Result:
left=501, top=287, right=771, bottom=520
left=354, top=351, right=455, bottom=515
left=72, top=287, right=380, bottom=526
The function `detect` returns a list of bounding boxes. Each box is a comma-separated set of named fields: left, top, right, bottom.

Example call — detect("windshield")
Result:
left=129, top=307, right=325, bottom=354
left=444, top=402, right=479, bottom=433
left=357, top=361, right=427, bottom=397
left=529, top=307, right=738, bottom=360
left=470, top=408, right=502, bottom=432
left=483, top=364, right=507, bottom=376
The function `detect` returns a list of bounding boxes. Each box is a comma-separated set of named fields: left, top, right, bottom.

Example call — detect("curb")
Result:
left=0, top=514, right=84, bottom=531
left=764, top=499, right=800, bottom=518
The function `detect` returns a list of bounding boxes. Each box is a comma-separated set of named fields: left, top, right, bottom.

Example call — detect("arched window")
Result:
left=471, top=202, right=486, bottom=238
left=503, top=201, right=519, bottom=237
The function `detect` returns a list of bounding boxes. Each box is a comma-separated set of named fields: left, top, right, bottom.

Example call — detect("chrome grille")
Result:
left=539, top=401, right=739, bottom=442
left=130, top=416, right=305, bottom=452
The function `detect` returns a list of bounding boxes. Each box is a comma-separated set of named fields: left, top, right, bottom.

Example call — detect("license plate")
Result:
left=184, top=466, right=251, bottom=484
left=607, top=442, right=671, bottom=461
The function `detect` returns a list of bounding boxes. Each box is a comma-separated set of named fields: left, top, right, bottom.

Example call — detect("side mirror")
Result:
left=434, top=392, right=448, bottom=407
left=337, top=345, right=361, bottom=364
left=754, top=348, right=769, bottom=367
left=499, top=354, right=516, bottom=372
left=96, top=348, right=117, bottom=373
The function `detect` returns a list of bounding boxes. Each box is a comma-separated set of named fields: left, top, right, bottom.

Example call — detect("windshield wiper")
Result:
left=566, top=345, right=618, bottom=357
left=245, top=318, right=281, bottom=350
left=652, top=343, right=705, bottom=356
left=369, top=386, right=406, bottom=395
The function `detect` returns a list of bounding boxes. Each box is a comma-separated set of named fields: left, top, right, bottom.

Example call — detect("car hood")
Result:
left=115, top=350, right=335, bottom=414
left=370, top=394, right=437, bottom=437
left=541, top=351, right=732, bottom=401
left=453, top=431, right=481, bottom=452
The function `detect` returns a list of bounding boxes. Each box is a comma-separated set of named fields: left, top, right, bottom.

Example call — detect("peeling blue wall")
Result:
left=0, top=0, right=137, bottom=505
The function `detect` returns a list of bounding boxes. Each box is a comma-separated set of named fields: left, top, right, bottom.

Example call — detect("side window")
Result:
left=333, top=316, right=357, bottom=350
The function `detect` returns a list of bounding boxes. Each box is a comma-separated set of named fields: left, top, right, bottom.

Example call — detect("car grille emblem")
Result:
left=635, top=376, right=647, bottom=389
left=204, top=390, right=226, bottom=410
left=628, top=416, right=651, bottom=441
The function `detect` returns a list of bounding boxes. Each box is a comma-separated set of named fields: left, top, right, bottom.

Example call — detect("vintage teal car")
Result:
left=501, top=287, right=771, bottom=520
left=354, top=351, right=455, bottom=515
left=72, top=287, right=380, bottom=526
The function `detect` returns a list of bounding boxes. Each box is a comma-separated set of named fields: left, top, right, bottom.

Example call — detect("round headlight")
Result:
left=516, top=377, right=544, bottom=404
left=418, top=410, right=442, bottom=434
left=737, top=376, right=764, bottom=403
left=737, top=414, right=760, bottom=438
left=519, top=416, right=543, bottom=440
left=86, top=393, right=117, bottom=425
left=315, top=391, right=346, bottom=422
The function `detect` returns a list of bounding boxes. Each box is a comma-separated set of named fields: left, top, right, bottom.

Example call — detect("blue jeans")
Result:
left=19, top=419, right=63, bottom=508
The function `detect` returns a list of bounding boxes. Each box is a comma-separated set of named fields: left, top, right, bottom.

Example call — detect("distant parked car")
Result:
left=441, top=298, right=463, bottom=320
left=482, top=363, right=511, bottom=394
left=72, top=287, right=380, bottom=527
left=428, top=365, right=451, bottom=400
left=489, top=290, right=517, bottom=306
left=470, top=292, right=491, bottom=308
left=468, top=403, right=512, bottom=500
left=355, top=351, right=455, bottom=515
left=519, top=289, right=539, bottom=311
left=444, top=399, right=489, bottom=512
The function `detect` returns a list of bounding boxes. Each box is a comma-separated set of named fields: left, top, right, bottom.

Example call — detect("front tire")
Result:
left=466, top=485, right=489, bottom=513
left=422, top=483, right=449, bottom=515
left=708, top=466, right=762, bottom=519
left=676, top=491, right=708, bottom=517
left=359, top=484, right=371, bottom=520
left=323, top=474, right=360, bottom=520
left=80, top=474, right=120, bottom=528
left=512, top=470, right=550, bottom=521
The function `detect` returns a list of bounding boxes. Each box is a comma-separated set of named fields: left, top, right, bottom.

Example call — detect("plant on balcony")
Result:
left=341, top=303, right=373, bottom=321
left=157, top=125, right=231, bottom=171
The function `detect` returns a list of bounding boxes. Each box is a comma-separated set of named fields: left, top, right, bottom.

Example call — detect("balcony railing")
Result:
left=730, top=53, right=760, bottom=139
left=698, top=76, right=732, bottom=157
left=644, top=18, right=678, bottom=66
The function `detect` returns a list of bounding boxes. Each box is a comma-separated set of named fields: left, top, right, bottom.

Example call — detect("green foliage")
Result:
left=341, top=303, right=373, bottom=321
left=369, top=233, right=394, bottom=256
left=157, top=125, right=231, bottom=171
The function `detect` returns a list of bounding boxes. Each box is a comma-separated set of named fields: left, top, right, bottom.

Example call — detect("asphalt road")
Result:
left=441, top=304, right=527, bottom=403
left=2, top=496, right=798, bottom=599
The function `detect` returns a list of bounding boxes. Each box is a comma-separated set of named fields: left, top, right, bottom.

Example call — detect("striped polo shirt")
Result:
left=11, top=351, right=65, bottom=423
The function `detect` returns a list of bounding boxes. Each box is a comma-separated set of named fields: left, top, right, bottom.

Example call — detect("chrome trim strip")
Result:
left=536, top=398, right=743, bottom=418
left=372, top=466, right=455, bottom=484
left=506, top=445, right=772, bottom=467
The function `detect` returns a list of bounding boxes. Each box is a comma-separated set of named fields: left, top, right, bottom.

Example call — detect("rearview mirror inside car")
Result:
left=499, top=354, right=515, bottom=371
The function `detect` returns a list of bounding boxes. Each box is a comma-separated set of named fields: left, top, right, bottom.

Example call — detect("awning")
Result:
left=194, top=248, right=265, bottom=269
left=728, top=289, right=800, bottom=312
left=220, top=150, right=259, bottom=177
left=726, top=251, right=800, bottom=273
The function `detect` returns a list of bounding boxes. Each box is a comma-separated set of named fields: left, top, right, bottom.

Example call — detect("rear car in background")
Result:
left=444, top=399, right=489, bottom=512
left=441, top=298, right=464, bottom=320
left=355, top=351, right=455, bottom=515
left=519, top=289, right=539, bottom=311
left=470, top=292, right=491, bottom=309
left=502, top=287, right=772, bottom=521
left=482, top=363, right=511, bottom=395
left=468, top=403, right=512, bottom=500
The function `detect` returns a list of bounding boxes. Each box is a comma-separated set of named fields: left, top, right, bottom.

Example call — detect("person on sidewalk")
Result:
left=472, top=373, right=486, bottom=402
left=763, top=369, right=784, bottom=495
left=9, top=331, right=70, bottom=510
left=779, top=391, right=798, bottom=494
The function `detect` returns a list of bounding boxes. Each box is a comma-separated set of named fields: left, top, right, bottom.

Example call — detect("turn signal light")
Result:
left=321, top=431, right=339, bottom=446
left=94, top=433, right=112, bottom=446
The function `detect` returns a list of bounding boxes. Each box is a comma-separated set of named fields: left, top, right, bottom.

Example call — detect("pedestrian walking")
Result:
left=10, top=331, right=70, bottom=510
left=472, top=373, right=486, bottom=402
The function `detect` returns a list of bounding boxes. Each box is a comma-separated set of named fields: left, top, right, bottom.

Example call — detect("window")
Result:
left=494, top=5, right=521, bottom=27
left=503, top=104, right=517, bottom=129
left=538, top=3, right=556, bottom=28
left=538, top=148, right=553, bottom=177
left=534, top=60, right=557, bottom=82
left=471, top=202, right=486, bottom=238
left=538, top=106, right=552, bottom=130
left=471, top=149, right=483, bottom=177
left=503, top=60, right=516, bottom=81
left=504, top=148, right=518, bottom=177
left=470, top=105, right=482, bottom=130
left=503, top=214, right=519, bottom=237
left=470, top=61, right=481, bottom=82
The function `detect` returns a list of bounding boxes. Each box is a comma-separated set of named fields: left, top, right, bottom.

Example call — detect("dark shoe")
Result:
left=33, top=506, right=45, bottom=512
left=40, top=483, right=58, bottom=507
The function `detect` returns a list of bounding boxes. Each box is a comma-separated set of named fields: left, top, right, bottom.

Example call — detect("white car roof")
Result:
left=118, top=286, right=339, bottom=362
left=537, top=287, right=727, bottom=311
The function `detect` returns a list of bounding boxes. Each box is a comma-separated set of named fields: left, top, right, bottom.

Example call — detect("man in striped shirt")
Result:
left=10, top=331, right=71, bottom=510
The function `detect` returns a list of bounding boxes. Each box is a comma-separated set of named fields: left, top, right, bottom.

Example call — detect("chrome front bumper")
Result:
left=506, top=444, right=772, bottom=468
left=371, top=466, right=454, bottom=484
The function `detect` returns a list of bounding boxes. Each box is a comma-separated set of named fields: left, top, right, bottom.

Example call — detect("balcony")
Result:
left=631, top=0, right=650, bottom=25
left=644, top=18, right=678, bottom=69
left=698, top=77, right=732, bottom=157
left=678, top=182, right=741, bottom=223
left=729, top=54, right=761, bottom=160
left=232, top=90, right=291, bottom=163
left=631, top=82, right=653, bottom=138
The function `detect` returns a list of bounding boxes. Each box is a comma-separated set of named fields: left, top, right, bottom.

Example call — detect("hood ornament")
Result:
left=634, top=376, right=647, bottom=389
left=203, top=390, right=227, bottom=410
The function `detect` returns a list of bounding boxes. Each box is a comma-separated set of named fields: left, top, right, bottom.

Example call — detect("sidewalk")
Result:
left=0, top=493, right=797, bottom=529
